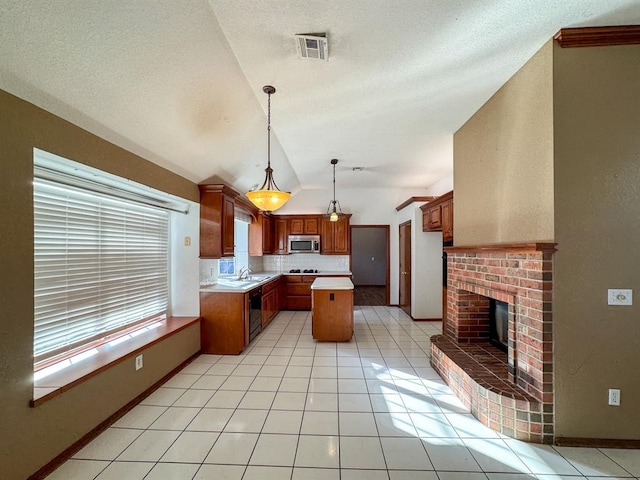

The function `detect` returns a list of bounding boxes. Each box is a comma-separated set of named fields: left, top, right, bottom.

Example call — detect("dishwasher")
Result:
left=248, top=286, right=262, bottom=342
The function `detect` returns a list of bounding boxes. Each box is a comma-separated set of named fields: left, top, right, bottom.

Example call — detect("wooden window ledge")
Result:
left=31, top=316, right=201, bottom=407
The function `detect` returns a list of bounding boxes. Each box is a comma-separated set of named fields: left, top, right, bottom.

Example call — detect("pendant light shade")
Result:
left=325, top=158, right=344, bottom=222
left=246, top=85, right=291, bottom=212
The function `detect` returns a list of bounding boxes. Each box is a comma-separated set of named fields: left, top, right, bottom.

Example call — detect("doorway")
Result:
left=350, top=225, right=389, bottom=306
left=399, top=220, right=411, bottom=316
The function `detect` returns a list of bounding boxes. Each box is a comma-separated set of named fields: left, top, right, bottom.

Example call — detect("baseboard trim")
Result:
left=555, top=437, right=640, bottom=449
left=412, top=317, right=442, bottom=322
left=28, top=351, right=201, bottom=480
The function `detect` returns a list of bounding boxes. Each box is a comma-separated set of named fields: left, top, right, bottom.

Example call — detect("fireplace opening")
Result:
left=489, top=298, right=508, bottom=352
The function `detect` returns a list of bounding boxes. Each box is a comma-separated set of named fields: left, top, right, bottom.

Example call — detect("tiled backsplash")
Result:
left=199, top=254, right=349, bottom=283
left=199, top=259, right=219, bottom=283
left=262, top=254, right=350, bottom=272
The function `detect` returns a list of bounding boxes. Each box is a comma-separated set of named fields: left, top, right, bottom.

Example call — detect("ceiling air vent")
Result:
left=295, top=34, right=328, bottom=61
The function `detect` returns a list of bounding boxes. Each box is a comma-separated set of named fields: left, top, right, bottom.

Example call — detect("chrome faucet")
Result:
left=238, top=266, right=251, bottom=280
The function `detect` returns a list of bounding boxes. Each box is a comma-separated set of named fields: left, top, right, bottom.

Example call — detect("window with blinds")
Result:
left=33, top=177, right=170, bottom=365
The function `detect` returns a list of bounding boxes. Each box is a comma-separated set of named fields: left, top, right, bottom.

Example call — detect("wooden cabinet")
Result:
left=284, top=274, right=352, bottom=311
left=321, top=215, right=351, bottom=254
left=290, top=216, right=320, bottom=235
left=200, top=291, right=248, bottom=354
left=273, top=217, right=289, bottom=254
left=420, top=191, right=454, bottom=242
left=261, top=276, right=284, bottom=327
left=285, top=275, right=315, bottom=310
left=441, top=198, right=453, bottom=241
left=312, top=288, right=354, bottom=342
left=249, top=213, right=274, bottom=256
left=199, top=184, right=239, bottom=258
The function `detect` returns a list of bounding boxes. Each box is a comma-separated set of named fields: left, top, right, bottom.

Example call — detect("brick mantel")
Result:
left=445, top=242, right=557, bottom=254
left=432, top=242, right=556, bottom=443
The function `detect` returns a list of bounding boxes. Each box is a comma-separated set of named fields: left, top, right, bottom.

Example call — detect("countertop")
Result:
left=200, top=271, right=352, bottom=293
left=199, top=273, right=279, bottom=293
left=284, top=271, right=352, bottom=276
left=310, top=277, right=354, bottom=290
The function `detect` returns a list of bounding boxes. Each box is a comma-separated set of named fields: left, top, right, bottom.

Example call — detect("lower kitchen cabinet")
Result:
left=200, top=292, right=248, bottom=354
left=285, top=275, right=315, bottom=310
left=284, top=274, right=353, bottom=311
left=262, top=276, right=284, bottom=327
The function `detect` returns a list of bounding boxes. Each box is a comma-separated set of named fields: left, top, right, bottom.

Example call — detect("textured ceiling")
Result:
left=1, top=1, right=639, bottom=194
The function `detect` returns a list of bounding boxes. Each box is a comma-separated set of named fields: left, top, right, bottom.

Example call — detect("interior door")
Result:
left=399, top=221, right=411, bottom=317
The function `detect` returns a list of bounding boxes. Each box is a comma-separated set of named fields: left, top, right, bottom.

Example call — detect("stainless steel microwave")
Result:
left=288, top=235, right=320, bottom=254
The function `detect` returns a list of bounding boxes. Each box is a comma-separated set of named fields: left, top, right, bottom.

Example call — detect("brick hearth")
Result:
left=431, top=243, right=556, bottom=443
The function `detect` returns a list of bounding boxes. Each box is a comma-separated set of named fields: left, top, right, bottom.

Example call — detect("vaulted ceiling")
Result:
left=2, top=1, right=639, bottom=195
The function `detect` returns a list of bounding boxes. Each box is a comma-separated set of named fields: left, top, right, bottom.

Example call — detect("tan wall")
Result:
left=453, top=40, right=555, bottom=245
left=552, top=44, right=640, bottom=439
left=0, top=89, right=201, bottom=479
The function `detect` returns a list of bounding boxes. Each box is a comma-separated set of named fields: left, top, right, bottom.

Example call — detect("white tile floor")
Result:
left=47, top=307, right=640, bottom=480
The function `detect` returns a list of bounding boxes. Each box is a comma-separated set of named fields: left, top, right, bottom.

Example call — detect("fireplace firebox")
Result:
left=489, top=298, right=508, bottom=352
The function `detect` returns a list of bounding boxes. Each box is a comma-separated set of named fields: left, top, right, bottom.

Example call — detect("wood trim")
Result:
left=395, top=196, right=437, bottom=211
left=32, top=316, right=201, bottom=406
left=555, top=437, right=640, bottom=449
left=554, top=25, right=640, bottom=48
left=412, top=318, right=443, bottom=322
left=445, top=242, right=557, bottom=254
left=235, top=195, right=259, bottom=219
left=419, top=190, right=453, bottom=212
left=27, top=351, right=201, bottom=480
left=198, top=183, right=240, bottom=199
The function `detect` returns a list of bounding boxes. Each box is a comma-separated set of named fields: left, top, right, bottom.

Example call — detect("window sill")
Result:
left=31, top=316, right=201, bottom=407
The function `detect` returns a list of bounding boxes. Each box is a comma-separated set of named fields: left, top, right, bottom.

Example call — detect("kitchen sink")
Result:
left=217, top=277, right=261, bottom=287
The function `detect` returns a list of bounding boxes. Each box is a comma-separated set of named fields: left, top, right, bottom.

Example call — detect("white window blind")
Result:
left=33, top=178, right=169, bottom=364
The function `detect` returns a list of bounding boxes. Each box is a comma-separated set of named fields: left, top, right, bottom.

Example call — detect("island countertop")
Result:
left=310, top=277, right=354, bottom=290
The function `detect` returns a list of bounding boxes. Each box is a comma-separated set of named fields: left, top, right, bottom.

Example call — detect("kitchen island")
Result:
left=310, top=277, right=354, bottom=342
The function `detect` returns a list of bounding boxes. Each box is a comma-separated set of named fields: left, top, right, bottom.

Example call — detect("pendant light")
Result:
left=246, top=85, right=291, bottom=212
left=326, top=158, right=344, bottom=222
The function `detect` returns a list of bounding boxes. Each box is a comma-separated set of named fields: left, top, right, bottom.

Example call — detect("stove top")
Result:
left=289, top=269, right=319, bottom=273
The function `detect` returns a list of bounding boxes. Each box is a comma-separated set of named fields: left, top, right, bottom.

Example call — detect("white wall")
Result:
left=396, top=204, right=442, bottom=318
left=170, top=201, right=200, bottom=316
left=413, top=210, right=443, bottom=319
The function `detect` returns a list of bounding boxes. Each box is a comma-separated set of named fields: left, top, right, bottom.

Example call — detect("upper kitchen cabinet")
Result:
left=420, top=190, right=454, bottom=242
left=199, top=184, right=240, bottom=258
left=272, top=217, right=289, bottom=255
left=249, top=213, right=274, bottom=256
left=289, top=216, right=320, bottom=235
left=321, top=214, right=351, bottom=254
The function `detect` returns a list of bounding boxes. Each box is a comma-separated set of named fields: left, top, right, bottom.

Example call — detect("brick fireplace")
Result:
left=430, top=243, right=556, bottom=443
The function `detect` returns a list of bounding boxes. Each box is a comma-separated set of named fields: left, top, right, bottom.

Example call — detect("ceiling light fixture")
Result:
left=246, top=85, right=291, bottom=212
left=326, top=158, right=344, bottom=222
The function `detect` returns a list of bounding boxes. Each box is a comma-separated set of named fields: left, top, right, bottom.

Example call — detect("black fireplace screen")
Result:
left=489, top=298, right=508, bottom=352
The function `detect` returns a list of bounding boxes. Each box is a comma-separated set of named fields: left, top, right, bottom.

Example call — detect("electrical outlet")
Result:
left=135, top=354, right=143, bottom=371
left=608, top=388, right=620, bottom=406
left=608, top=289, right=632, bottom=306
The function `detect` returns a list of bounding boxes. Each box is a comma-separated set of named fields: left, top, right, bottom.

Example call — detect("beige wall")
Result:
left=0, top=89, right=201, bottom=479
left=454, top=40, right=555, bottom=245
left=552, top=44, right=640, bottom=439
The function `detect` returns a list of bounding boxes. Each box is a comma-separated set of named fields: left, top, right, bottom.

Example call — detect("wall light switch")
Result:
left=184, top=236, right=191, bottom=247
left=608, top=289, right=633, bottom=306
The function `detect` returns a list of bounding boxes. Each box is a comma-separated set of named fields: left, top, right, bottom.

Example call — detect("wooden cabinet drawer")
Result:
left=287, top=283, right=311, bottom=296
